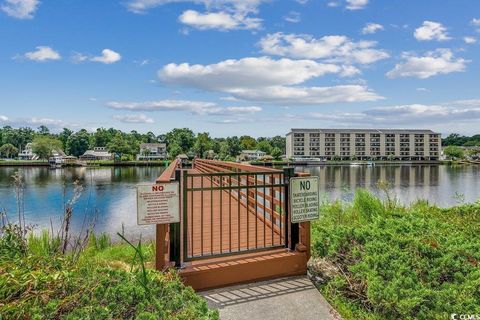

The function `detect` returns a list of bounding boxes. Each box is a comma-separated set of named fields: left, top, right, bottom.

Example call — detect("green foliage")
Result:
left=32, top=136, right=63, bottom=159
left=256, top=140, right=272, bottom=154
left=66, top=129, right=91, bottom=157
left=58, top=128, right=73, bottom=148
left=1, top=125, right=288, bottom=161
left=28, top=230, right=61, bottom=256
left=194, top=132, right=213, bottom=158
left=444, top=145, right=465, bottom=159
left=311, top=190, right=480, bottom=320
left=0, top=143, right=19, bottom=158
left=0, top=126, right=35, bottom=150
left=105, top=131, right=143, bottom=160
left=0, top=229, right=219, bottom=319
left=443, top=133, right=480, bottom=147
left=165, top=128, right=195, bottom=156
left=240, top=135, right=257, bottom=150
left=225, top=136, right=242, bottom=157
left=271, top=147, right=283, bottom=160
left=89, top=232, right=112, bottom=251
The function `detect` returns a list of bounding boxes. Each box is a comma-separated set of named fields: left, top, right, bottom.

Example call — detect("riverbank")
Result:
left=85, top=160, right=171, bottom=167
left=253, top=159, right=480, bottom=166
left=0, top=159, right=171, bottom=167
left=0, top=229, right=219, bottom=319
left=310, top=189, right=480, bottom=319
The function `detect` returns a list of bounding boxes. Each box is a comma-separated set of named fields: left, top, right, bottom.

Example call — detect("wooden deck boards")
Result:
left=185, top=169, right=285, bottom=259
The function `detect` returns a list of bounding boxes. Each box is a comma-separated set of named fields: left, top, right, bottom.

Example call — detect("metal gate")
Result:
left=182, top=161, right=292, bottom=262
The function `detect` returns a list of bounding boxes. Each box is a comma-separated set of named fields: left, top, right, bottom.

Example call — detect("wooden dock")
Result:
left=155, top=159, right=310, bottom=290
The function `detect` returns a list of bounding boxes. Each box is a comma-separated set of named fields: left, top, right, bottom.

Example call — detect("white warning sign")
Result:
left=136, top=182, right=180, bottom=225
left=290, top=177, right=320, bottom=223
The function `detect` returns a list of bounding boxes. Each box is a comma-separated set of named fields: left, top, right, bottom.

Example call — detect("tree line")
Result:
left=442, top=133, right=480, bottom=147
left=0, top=126, right=286, bottom=161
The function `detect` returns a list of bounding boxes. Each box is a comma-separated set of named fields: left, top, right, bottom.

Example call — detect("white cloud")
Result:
left=26, top=117, right=70, bottom=127
left=21, top=46, right=61, bottom=62
left=464, top=36, right=476, bottom=44
left=71, top=52, right=88, bottom=63
left=414, top=21, right=451, bottom=41
left=113, top=114, right=154, bottom=124
left=160, top=57, right=344, bottom=89
left=90, top=49, right=121, bottom=64
left=362, top=23, right=384, bottom=34
left=134, top=59, right=149, bottom=66
left=284, top=11, right=301, bottom=23
left=230, top=85, right=383, bottom=104
left=386, top=49, right=467, bottom=79
left=306, top=102, right=480, bottom=126
left=126, top=0, right=265, bottom=14
left=1, top=0, right=39, bottom=19
left=259, top=33, right=389, bottom=65
left=158, top=56, right=383, bottom=104
left=0, top=116, right=77, bottom=129
left=296, top=0, right=309, bottom=4
left=471, top=18, right=480, bottom=26
left=107, top=99, right=262, bottom=115
left=179, top=9, right=260, bottom=30
left=345, top=0, right=368, bottom=10
left=126, top=0, right=266, bottom=30
left=416, top=87, right=428, bottom=92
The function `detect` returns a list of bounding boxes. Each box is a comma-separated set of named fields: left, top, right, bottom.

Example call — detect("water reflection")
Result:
left=0, top=166, right=165, bottom=239
left=0, top=165, right=478, bottom=239
left=298, top=165, right=480, bottom=206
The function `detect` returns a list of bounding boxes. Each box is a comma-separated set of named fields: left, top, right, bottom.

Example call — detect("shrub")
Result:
left=0, top=229, right=218, bottom=319
left=311, top=189, right=480, bottom=320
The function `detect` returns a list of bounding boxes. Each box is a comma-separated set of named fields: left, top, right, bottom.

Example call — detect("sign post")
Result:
left=289, top=176, right=320, bottom=223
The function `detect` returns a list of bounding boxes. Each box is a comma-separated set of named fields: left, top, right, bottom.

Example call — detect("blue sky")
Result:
left=1, top=0, right=479, bottom=137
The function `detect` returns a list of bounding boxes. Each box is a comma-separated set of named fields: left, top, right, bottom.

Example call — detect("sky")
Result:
left=0, top=0, right=480, bottom=137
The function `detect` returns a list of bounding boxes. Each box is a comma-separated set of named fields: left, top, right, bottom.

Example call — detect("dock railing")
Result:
left=181, top=159, right=294, bottom=261
left=153, top=158, right=311, bottom=275
left=155, top=158, right=181, bottom=270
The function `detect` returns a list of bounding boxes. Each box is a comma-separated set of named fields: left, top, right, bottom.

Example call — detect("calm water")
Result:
left=0, top=166, right=165, bottom=239
left=297, top=164, right=480, bottom=206
left=0, top=165, right=479, bottom=237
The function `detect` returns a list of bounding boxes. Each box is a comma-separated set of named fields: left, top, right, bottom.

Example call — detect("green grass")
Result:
left=310, top=189, right=480, bottom=320
left=85, top=160, right=170, bottom=167
left=0, top=228, right=218, bottom=319
left=0, top=160, right=48, bottom=166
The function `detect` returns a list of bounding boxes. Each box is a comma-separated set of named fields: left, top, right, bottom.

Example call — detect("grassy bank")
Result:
left=0, top=229, right=218, bottom=319
left=0, top=160, right=49, bottom=166
left=85, top=160, right=171, bottom=167
left=310, top=189, right=480, bottom=319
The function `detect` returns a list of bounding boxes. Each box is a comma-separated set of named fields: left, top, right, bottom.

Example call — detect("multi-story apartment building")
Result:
left=286, top=129, right=441, bottom=161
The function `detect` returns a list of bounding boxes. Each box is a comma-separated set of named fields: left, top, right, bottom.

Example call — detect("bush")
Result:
left=0, top=228, right=218, bottom=319
left=311, top=190, right=480, bottom=320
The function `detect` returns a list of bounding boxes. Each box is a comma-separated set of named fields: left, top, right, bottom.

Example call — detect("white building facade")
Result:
left=137, top=143, right=167, bottom=160
left=286, top=129, right=441, bottom=161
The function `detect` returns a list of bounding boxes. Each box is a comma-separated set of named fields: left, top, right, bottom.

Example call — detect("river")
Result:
left=0, top=165, right=478, bottom=238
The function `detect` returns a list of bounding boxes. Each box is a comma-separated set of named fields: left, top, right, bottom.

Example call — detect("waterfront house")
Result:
left=136, top=143, right=167, bottom=161
left=49, top=150, right=78, bottom=166
left=237, top=150, right=267, bottom=161
left=79, top=147, right=114, bottom=161
left=19, top=143, right=39, bottom=160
